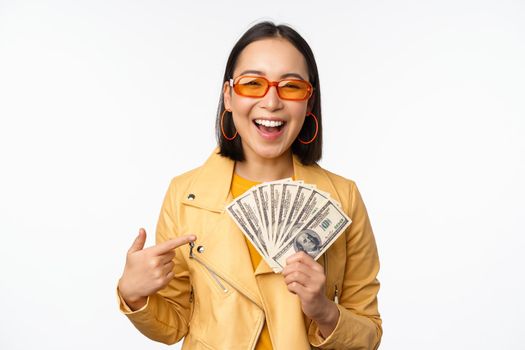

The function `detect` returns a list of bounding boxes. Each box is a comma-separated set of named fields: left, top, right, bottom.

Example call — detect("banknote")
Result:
left=226, top=201, right=268, bottom=259
left=271, top=200, right=351, bottom=270
left=251, top=187, right=270, bottom=244
left=275, top=186, right=329, bottom=249
left=226, top=179, right=351, bottom=273
left=274, top=183, right=297, bottom=245
left=277, top=184, right=310, bottom=247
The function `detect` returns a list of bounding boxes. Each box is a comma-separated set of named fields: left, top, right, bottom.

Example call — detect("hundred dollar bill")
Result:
left=259, top=184, right=273, bottom=251
left=269, top=183, right=282, bottom=246
left=275, top=188, right=330, bottom=248
left=271, top=200, right=351, bottom=271
left=228, top=195, right=268, bottom=254
left=253, top=178, right=291, bottom=253
left=251, top=186, right=270, bottom=247
left=226, top=202, right=268, bottom=260
left=237, top=193, right=268, bottom=251
left=303, top=185, right=342, bottom=209
left=274, top=183, right=298, bottom=247
left=276, top=184, right=313, bottom=248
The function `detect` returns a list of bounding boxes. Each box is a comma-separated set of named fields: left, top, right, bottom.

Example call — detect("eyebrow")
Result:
left=238, top=70, right=307, bottom=81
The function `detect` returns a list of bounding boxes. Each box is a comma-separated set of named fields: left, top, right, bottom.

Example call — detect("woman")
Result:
left=117, top=21, right=382, bottom=349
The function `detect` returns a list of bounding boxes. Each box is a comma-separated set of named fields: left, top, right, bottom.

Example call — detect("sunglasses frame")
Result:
left=229, top=75, right=314, bottom=101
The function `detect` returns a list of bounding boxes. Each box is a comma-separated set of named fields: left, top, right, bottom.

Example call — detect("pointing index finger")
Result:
left=152, top=235, right=197, bottom=255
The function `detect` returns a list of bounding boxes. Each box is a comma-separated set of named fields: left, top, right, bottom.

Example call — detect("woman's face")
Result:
left=223, top=38, right=312, bottom=161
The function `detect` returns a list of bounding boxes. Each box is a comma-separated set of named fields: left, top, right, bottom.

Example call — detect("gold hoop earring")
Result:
left=220, top=110, right=238, bottom=141
left=298, top=112, right=319, bottom=145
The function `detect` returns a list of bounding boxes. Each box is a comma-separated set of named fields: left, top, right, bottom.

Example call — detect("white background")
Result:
left=1, top=1, right=524, bottom=349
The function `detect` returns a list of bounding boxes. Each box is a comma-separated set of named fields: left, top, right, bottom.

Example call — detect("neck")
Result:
left=235, top=149, right=294, bottom=182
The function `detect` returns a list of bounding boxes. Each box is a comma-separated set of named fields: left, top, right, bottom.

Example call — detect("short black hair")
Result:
left=216, top=21, right=322, bottom=165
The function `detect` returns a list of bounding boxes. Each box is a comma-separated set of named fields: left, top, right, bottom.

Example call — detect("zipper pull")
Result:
left=189, top=241, right=195, bottom=258
left=334, top=284, right=339, bottom=304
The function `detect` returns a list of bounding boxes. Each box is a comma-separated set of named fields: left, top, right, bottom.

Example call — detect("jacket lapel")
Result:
left=179, top=149, right=263, bottom=308
left=180, top=148, right=234, bottom=213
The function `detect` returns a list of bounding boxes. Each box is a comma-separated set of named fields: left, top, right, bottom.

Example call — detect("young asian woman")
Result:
left=117, top=21, right=382, bottom=350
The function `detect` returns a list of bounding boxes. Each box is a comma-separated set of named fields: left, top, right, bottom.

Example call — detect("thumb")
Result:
left=128, top=228, right=147, bottom=254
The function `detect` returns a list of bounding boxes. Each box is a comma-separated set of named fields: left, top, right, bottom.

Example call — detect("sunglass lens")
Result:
left=234, top=76, right=268, bottom=97
left=278, top=80, right=311, bottom=100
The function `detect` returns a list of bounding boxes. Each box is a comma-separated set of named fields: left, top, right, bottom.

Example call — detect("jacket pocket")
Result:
left=189, top=249, right=231, bottom=296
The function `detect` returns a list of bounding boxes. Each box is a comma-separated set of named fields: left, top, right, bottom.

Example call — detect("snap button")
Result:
left=197, top=245, right=205, bottom=253
left=187, top=193, right=195, bottom=200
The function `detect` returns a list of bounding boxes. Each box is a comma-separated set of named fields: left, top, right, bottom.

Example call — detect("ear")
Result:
left=306, top=93, right=315, bottom=114
left=223, top=81, right=232, bottom=111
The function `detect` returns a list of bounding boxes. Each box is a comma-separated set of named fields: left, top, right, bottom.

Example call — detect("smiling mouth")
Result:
left=253, top=119, right=286, bottom=133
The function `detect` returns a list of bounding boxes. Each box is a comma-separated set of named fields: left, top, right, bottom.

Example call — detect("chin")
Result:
left=251, top=144, right=290, bottom=160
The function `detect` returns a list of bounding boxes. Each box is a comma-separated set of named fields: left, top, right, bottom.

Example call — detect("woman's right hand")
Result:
left=118, top=228, right=196, bottom=311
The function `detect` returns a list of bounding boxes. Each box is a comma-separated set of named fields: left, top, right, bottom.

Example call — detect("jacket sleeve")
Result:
left=116, top=178, right=192, bottom=345
left=308, top=181, right=382, bottom=349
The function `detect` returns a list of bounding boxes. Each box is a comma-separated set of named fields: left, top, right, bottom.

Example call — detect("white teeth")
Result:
left=255, top=119, right=284, bottom=127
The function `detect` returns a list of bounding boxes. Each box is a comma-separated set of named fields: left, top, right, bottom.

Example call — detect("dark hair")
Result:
left=215, top=21, right=322, bottom=165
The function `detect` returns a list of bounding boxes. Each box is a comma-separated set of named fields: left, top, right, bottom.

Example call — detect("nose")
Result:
left=261, top=85, right=284, bottom=111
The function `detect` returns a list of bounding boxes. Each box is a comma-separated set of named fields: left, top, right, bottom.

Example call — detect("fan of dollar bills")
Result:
left=226, top=178, right=352, bottom=273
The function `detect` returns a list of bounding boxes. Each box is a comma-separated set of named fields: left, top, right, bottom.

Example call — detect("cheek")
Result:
left=230, top=100, right=253, bottom=127
left=231, top=114, right=251, bottom=132
left=289, top=108, right=307, bottom=134
left=231, top=102, right=255, bottom=133
left=290, top=103, right=308, bottom=121
left=231, top=95, right=255, bottom=113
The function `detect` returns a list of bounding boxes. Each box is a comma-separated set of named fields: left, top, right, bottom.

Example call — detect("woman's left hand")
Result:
left=282, top=251, right=340, bottom=338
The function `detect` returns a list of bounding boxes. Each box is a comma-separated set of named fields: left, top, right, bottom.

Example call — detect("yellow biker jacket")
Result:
left=117, top=148, right=382, bottom=349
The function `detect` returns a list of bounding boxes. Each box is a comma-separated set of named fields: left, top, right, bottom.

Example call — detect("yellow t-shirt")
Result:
left=230, top=173, right=272, bottom=350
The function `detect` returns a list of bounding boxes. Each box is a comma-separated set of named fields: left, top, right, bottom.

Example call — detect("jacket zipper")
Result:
left=189, top=243, right=228, bottom=293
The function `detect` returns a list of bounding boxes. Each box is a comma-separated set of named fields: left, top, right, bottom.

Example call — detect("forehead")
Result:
left=234, top=38, right=309, bottom=80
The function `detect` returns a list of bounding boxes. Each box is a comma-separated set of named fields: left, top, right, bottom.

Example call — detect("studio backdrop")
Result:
left=0, top=1, right=524, bottom=349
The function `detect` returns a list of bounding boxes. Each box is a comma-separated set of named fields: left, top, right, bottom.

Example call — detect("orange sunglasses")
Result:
left=229, top=75, right=313, bottom=101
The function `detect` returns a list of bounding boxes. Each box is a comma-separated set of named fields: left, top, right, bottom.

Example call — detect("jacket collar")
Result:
left=181, top=148, right=341, bottom=213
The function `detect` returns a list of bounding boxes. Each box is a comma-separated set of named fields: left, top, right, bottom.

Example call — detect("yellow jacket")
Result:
left=118, top=149, right=382, bottom=349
